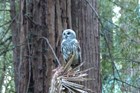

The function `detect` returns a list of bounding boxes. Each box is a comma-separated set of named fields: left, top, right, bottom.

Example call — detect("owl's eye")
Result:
left=67, top=32, right=70, bottom=35
left=64, top=33, right=66, bottom=35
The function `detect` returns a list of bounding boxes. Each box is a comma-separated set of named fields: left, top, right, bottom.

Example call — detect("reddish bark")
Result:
left=71, top=0, right=101, bottom=92
left=10, top=0, right=101, bottom=93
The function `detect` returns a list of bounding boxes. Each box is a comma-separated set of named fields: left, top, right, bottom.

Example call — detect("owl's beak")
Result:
left=65, top=35, right=68, bottom=39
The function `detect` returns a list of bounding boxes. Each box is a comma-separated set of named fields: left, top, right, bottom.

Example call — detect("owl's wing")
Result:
left=61, top=40, right=64, bottom=53
left=61, top=39, right=81, bottom=66
left=72, top=39, right=82, bottom=63
left=61, top=40, right=66, bottom=58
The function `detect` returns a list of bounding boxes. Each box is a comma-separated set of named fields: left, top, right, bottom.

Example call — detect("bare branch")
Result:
left=0, top=20, right=11, bottom=27
left=0, top=9, right=10, bottom=11
left=115, top=78, right=140, bottom=89
left=63, top=54, right=75, bottom=73
left=84, top=0, right=99, bottom=19
left=39, top=37, right=61, bottom=66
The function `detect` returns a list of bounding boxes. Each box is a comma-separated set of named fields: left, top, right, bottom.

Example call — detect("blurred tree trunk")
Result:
left=10, top=0, right=100, bottom=93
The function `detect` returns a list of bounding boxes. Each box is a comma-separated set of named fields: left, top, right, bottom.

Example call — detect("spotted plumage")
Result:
left=61, top=29, right=81, bottom=68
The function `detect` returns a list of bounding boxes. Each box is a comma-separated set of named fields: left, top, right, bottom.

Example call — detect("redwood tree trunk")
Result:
left=71, top=0, right=101, bottom=92
left=10, top=0, right=101, bottom=93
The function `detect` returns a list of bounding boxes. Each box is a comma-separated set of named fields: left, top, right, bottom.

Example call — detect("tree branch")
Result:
left=115, top=78, right=140, bottom=89
left=39, top=37, right=61, bottom=66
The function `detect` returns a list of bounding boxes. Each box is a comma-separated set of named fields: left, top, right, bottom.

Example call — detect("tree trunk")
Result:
left=71, top=0, right=101, bottom=92
left=10, top=0, right=101, bottom=93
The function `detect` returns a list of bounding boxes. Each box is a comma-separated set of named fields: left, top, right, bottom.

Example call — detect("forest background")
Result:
left=0, top=0, right=140, bottom=93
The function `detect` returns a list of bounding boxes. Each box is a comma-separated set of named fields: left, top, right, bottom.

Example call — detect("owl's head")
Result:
left=62, top=29, right=76, bottom=40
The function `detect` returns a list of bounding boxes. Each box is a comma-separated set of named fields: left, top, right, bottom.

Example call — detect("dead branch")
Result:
left=39, top=37, right=61, bottom=66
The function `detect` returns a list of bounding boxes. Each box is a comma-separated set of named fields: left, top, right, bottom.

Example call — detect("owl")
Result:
left=61, top=29, right=81, bottom=68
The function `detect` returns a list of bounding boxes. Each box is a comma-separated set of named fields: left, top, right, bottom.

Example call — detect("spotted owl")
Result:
left=61, top=29, right=81, bottom=68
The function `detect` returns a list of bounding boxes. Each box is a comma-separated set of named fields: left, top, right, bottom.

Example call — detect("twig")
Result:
left=39, top=37, right=61, bottom=66
left=84, top=0, right=106, bottom=35
left=0, top=9, right=10, bottom=11
left=115, top=78, right=140, bottom=89
left=0, top=20, right=11, bottom=27
left=84, top=0, right=99, bottom=19
left=63, top=54, right=75, bottom=73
